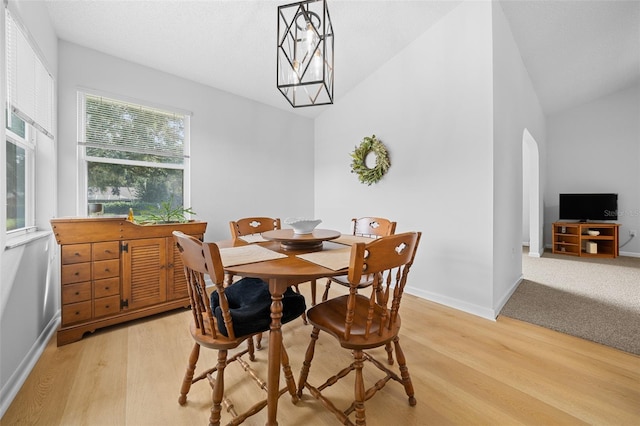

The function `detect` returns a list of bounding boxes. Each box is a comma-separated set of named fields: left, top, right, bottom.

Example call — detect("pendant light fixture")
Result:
left=277, top=0, right=334, bottom=107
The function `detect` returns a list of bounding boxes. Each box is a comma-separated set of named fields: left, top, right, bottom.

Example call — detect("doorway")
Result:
left=523, top=129, right=542, bottom=257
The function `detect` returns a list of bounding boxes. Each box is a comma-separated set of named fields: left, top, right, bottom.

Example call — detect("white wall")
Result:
left=491, top=2, right=546, bottom=309
left=0, top=0, right=58, bottom=416
left=315, top=1, right=497, bottom=317
left=57, top=42, right=315, bottom=243
left=546, top=83, right=640, bottom=256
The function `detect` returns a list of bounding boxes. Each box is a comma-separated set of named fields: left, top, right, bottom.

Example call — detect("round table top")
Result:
left=219, top=238, right=344, bottom=282
left=261, top=228, right=340, bottom=243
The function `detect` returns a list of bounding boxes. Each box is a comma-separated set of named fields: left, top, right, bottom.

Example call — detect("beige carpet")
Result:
left=500, top=250, right=640, bottom=355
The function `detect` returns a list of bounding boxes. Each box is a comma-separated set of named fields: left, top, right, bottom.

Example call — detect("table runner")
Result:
left=296, top=247, right=351, bottom=271
left=219, top=244, right=287, bottom=267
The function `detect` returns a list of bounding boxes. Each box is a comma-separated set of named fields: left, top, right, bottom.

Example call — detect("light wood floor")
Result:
left=3, top=283, right=639, bottom=425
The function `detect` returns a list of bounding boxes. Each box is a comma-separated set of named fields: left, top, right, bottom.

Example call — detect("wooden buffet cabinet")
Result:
left=50, top=217, right=207, bottom=345
left=552, top=222, right=619, bottom=258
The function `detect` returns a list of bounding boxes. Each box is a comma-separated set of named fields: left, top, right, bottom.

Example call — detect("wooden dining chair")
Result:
left=229, top=216, right=314, bottom=346
left=297, top=231, right=421, bottom=426
left=321, top=217, right=397, bottom=302
left=229, top=217, right=281, bottom=349
left=172, top=231, right=306, bottom=426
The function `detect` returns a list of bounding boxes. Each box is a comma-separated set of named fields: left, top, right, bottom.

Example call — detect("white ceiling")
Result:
left=44, top=0, right=640, bottom=118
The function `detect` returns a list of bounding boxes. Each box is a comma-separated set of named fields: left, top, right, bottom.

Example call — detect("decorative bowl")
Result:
left=587, top=230, right=600, bottom=236
left=284, top=218, right=322, bottom=235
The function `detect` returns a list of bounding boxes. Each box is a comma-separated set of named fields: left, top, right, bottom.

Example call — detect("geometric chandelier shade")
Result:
left=277, top=0, right=334, bottom=107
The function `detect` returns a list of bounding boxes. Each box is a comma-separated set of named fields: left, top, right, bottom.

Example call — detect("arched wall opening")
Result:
left=523, top=128, right=542, bottom=257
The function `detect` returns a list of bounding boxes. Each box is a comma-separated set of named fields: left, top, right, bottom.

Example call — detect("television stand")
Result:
left=552, top=222, right=619, bottom=258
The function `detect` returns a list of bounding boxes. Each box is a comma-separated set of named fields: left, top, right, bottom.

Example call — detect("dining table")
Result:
left=215, top=229, right=368, bottom=425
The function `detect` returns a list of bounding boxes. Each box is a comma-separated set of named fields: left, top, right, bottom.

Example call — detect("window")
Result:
left=5, top=107, right=35, bottom=232
left=78, top=93, right=190, bottom=216
left=4, top=7, right=53, bottom=238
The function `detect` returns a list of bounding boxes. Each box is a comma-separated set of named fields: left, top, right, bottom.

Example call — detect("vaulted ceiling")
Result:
left=44, top=0, right=640, bottom=118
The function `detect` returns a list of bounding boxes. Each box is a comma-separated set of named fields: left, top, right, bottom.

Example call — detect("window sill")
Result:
left=5, top=230, right=53, bottom=250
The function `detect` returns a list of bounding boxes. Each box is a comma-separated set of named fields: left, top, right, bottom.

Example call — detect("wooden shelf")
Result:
left=552, top=222, right=619, bottom=258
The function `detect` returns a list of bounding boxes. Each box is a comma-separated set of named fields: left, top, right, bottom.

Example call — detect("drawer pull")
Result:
left=74, top=272, right=80, bottom=276
left=75, top=252, right=81, bottom=256
left=105, top=286, right=110, bottom=290
left=104, top=268, right=110, bottom=272
left=75, top=291, right=80, bottom=295
left=105, top=305, right=110, bottom=308
left=104, top=250, right=112, bottom=254
left=75, top=311, right=80, bottom=315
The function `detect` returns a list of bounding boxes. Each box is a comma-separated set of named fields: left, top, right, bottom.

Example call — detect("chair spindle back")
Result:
left=345, top=232, right=421, bottom=340
left=173, top=231, right=238, bottom=340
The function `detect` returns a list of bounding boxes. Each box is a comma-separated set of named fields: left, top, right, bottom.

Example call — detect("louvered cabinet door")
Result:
left=121, top=238, right=167, bottom=310
left=166, top=236, right=190, bottom=300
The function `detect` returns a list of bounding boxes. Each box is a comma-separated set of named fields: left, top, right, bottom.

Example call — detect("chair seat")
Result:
left=189, top=316, right=249, bottom=350
left=211, top=277, right=306, bottom=338
left=307, top=295, right=401, bottom=350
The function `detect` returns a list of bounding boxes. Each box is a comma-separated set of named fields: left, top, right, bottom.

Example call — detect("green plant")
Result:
left=137, top=198, right=196, bottom=224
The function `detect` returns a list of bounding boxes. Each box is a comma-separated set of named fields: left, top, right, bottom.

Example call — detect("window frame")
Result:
left=76, top=90, right=191, bottom=217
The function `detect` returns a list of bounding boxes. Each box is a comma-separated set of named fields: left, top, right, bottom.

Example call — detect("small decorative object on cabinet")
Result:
left=51, top=217, right=207, bottom=345
left=552, top=222, right=619, bottom=258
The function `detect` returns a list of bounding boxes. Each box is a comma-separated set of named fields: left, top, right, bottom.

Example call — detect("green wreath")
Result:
left=350, top=135, right=390, bottom=186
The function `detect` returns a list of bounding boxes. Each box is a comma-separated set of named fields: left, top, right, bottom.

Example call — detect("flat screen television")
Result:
left=559, top=193, right=618, bottom=222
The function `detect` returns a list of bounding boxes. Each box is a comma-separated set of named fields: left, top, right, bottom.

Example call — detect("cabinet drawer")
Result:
left=62, top=282, right=91, bottom=304
left=94, top=277, right=120, bottom=298
left=62, top=301, right=92, bottom=325
left=61, top=244, right=91, bottom=264
left=94, top=295, right=120, bottom=318
left=93, top=241, right=120, bottom=261
left=62, top=263, right=91, bottom=284
left=93, top=259, right=120, bottom=280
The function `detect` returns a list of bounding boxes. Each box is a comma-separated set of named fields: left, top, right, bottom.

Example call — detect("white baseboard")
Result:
left=619, top=251, right=640, bottom=258
left=0, top=312, right=60, bottom=418
left=493, top=274, right=524, bottom=316
left=405, top=285, right=498, bottom=321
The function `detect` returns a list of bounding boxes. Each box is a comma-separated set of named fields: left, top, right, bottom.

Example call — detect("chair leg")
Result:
left=384, top=342, right=394, bottom=365
left=178, top=343, right=200, bottom=405
left=322, top=278, right=332, bottom=302
left=247, top=334, right=256, bottom=361
left=224, top=273, right=234, bottom=287
left=209, top=349, right=228, bottom=426
left=254, top=333, right=263, bottom=350
left=310, top=279, right=317, bottom=306
left=297, top=327, right=320, bottom=397
left=280, top=343, right=299, bottom=404
left=353, top=349, right=366, bottom=426
left=393, top=336, right=416, bottom=406
left=293, top=284, right=308, bottom=325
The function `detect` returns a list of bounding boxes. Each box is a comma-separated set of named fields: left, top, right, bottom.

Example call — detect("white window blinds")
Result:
left=5, top=9, right=54, bottom=137
left=82, top=94, right=186, bottom=160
